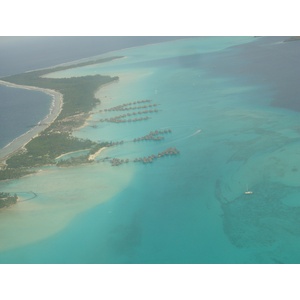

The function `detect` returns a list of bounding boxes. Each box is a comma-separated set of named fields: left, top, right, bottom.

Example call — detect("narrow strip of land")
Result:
left=88, top=147, right=107, bottom=161
left=0, top=56, right=121, bottom=181
left=0, top=80, right=63, bottom=162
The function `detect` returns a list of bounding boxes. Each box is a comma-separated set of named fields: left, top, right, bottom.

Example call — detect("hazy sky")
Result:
left=0, top=36, right=186, bottom=77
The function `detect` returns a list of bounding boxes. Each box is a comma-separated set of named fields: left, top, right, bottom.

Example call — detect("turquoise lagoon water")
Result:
left=1, top=37, right=300, bottom=263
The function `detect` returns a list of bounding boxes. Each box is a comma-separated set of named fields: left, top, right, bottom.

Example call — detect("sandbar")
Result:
left=88, top=147, right=107, bottom=161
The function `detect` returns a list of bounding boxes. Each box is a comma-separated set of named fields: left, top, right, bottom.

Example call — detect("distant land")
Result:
left=284, top=36, right=300, bottom=42
left=0, top=37, right=188, bottom=211
left=0, top=37, right=187, bottom=77
left=0, top=56, right=121, bottom=187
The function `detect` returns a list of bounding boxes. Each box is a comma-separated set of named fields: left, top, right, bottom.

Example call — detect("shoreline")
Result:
left=74, top=79, right=120, bottom=132
left=88, top=147, right=107, bottom=161
left=40, top=56, right=127, bottom=79
left=55, top=149, right=90, bottom=160
left=0, top=80, right=63, bottom=163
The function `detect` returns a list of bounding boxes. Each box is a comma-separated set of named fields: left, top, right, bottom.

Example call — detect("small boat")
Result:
left=244, top=184, right=253, bottom=195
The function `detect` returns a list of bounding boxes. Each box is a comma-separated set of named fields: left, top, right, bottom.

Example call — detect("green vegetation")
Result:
left=3, top=56, right=121, bottom=128
left=43, top=56, right=123, bottom=73
left=0, top=192, right=18, bottom=209
left=0, top=56, right=121, bottom=181
left=4, top=74, right=118, bottom=129
left=89, top=143, right=105, bottom=155
left=0, top=168, right=35, bottom=181
left=6, top=133, right=98, bottom=168
left=56, top=155, right=91, bottom=167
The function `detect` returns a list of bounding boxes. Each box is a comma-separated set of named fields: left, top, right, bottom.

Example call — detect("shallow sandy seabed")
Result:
left=0, top=161, right=134, bottom=251
left=0, top=71, right=141, bottom=252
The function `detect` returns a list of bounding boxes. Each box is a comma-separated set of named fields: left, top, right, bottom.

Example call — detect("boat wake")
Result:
left=189, top=129, right=202, bottom=137
left=164, top=129, right=202, bottom=146
left=182, top=129, right=202, bottom=140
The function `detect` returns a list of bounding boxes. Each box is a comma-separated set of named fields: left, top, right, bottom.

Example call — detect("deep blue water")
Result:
left=1, top=37, right=300, bottom=264
left=0, top=37, right=185, bottom=77
left=0, top=86, right=51, bottom=149
left=0, top=37, right=185, bottom=151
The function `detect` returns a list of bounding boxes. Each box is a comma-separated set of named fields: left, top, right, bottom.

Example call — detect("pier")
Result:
left=133, top=129, right=172, bottom=142
left=108, top=147, right=180, bottom=167
left=92, top=98, right=180, bottom=168
left=96, top=100, right=160, bottom=124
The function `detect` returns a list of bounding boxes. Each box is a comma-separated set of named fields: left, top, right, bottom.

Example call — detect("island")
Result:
left=0, top=56, right=122, bottom=182
left=0, top=53, right=181, bottom=192
left=0, top=192, right=18, bottom=209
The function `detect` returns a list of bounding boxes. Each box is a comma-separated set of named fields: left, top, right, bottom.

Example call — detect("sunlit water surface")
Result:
left=1, top=37, right=300, bottom=263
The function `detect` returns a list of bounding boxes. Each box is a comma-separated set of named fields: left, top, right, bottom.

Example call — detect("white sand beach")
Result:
left=0, top=80, right=63, bottom=162
left=88, top=147, right=107, bottom=161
